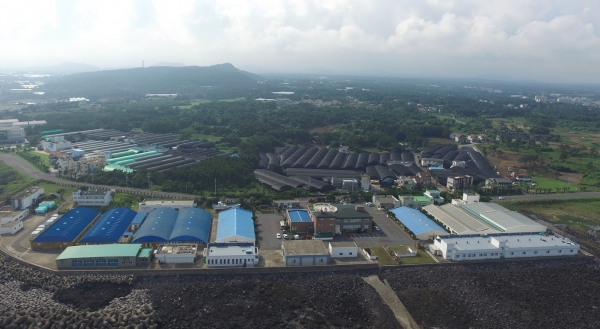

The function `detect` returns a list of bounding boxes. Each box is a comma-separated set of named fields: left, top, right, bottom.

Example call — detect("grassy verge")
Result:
left=16, top=151, right=50, bottom=172
left=0, top=161, right=36, bottom=199
left=503, top=198, right=600, bottom=234
left=389, top=246, right=437, bottom=264
left=531, top=176, right=582, bottom=191
left=370, top=246, right=397, bottom=265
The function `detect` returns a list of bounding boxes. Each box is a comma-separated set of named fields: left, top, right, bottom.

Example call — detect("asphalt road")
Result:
left=255, top=213, right=285, bottom=250
left=493, top=192, right=600, bottom=202
left=0, top=153, right=194, bottom=199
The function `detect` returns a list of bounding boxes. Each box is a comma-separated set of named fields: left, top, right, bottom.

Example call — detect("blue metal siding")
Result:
left=216, top=208, right=255, bottom=242
left=288, top=209, right=312, bottom=222
left=169, top=208, right=212, bottom=244
left=390, top=206, right=447, bottom=236
left=33, top=207, right=100, bottom=243
left=79, top=208, right=137, bottom=244
left=132, top=207, right=178, bottom=243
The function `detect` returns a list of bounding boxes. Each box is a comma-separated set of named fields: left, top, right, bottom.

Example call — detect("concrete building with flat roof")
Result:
left=72, top=189, right=112, bottom=207
left=432, top=233, right=580, bottom=261
left=0, top=208, right=29, bottom=224
left=423, top=204, right=500, bottom=235
left=329, top=241, right=358, bottom=258
left=0, top=220, right=23, bottom=235
left=397, top=195, right=434, bottom=209
left=155, top=244, right=197, bottom=264
left=372, top=195, right=399, bottom=210
left=11, top=187, right=44, bottom=210
left=31, top=208, right=101, bottom=249
left=204, top=242, right=258, bottom=267
left=138, top=199, right=196, bottom=213
left=55, top=244, right=152, bottom=269
left=282, top=240, right=329, bottom=266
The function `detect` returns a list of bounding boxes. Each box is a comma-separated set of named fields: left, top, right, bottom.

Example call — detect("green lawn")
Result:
left=0, top=161, right=36, bottom=198
left=16, top=151, right=50, bottom=172
left=369, top=246, right=397, bottom=265
left=531, top=176, right=582, bottom=191
left=389, top=246, right=437, bottom=264
left=503, top=198, right=600, bottom=234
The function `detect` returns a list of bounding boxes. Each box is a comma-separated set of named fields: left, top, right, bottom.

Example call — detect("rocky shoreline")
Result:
left=1, top=250, right=600, bottom=328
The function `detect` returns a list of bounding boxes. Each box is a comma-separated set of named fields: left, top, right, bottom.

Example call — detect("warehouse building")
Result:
left=431, top=233, right=580, bottom=261
left=132, top=207, right=212, bottom=247
left=286, top=209, right=313, bottom=234
left=0, top=208, right=29, bottom=223
left=72, top=189, right=112, bottom=207
left=283, top=240, right=330, bottom=266
left=11, top=187, right=44, bottom=210
left=31, top=208, right=101, bottom=249
left=372, top=195, right=399, bottom=210
left=55, top=244, right=152, bottom=269
left=423, top=204, right=500, bottom=235
left=79, top=208, right=137, bottom=244
left=457, top=202, right=546, bottom=233
left=204, top=242, right=258, bottom=267
left=215, top=208, right=255, bottom=243
left=169, top=208, right=212, bottom=245
left=390, top=206, right=448, bottom=240
left=132, top=208, right=178, bottom=247
left=0, top=221, right=23, bottom=235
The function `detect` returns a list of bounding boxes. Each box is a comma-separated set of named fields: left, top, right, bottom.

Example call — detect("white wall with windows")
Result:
left=329, top=242, right=358, bottom=258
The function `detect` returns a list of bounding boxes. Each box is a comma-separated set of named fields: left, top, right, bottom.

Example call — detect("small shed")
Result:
left=329, top=242, right=358, bottom=258
left=283, top=240, right=329, bottom=266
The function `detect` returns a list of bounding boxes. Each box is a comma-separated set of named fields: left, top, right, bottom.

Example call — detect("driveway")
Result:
left=255, top=213, right=284, bottom=250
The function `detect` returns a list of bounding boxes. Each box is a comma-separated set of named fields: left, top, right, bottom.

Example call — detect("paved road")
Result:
left=255, top=213, right=285, bottom=250
left=0, top=153, right=194, bottom=199
left=493, top=192, right=600, bottom=202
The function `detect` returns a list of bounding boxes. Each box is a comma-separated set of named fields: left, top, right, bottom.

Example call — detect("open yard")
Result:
left=531, top=176, right=584, bottom=191
left=369, top=246, right=397, bottom=265
left=389, top=246, right=436, bottom=264
left=503, top=198, right=600, bottom=235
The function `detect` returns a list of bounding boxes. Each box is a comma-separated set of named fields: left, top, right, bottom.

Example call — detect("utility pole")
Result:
left=147, top=172, right=151, bottom=190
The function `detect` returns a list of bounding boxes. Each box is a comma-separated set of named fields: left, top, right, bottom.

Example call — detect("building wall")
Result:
left=0, top=222, right=23, bottom=235
left=56, top=256, right=139, bottom=270
left=289, top=221, right=313, bottom=234
left=311, top=214, right=336, bottom=235
left=155, top=253, right=195, bottom=264
left=1, top=209, right=29, bottom=224
left=284, top=255, right=329, bottom=266
left=12, top=189, right=44, bottom=210
left=329, top=246, right=358, bottom=258
left=205, top=254, right=258, bottom=267
left=73, top=190, right=112, bottom=206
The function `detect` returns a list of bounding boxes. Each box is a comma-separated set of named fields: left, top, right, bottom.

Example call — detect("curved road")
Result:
left=0, top=153, right=195, bottom=199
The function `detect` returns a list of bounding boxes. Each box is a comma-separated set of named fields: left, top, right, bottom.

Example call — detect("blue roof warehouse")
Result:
left=79, top=208, right=137, bottom=244
left=390, top=206, right=448, bottom=240
left=132, top=207, right=212, bottom=247
left=215, top=208, right=255, bottom=243
left=31, top=208, right=101, bottom=249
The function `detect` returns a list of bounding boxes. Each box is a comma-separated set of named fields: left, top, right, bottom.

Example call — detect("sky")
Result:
left=1, top=0, right=599, bottom=83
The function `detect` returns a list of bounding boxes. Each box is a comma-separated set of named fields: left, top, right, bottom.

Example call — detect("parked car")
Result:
left=374, top=226, right=380, bottom=231
left=498, top=196, right=505, bottom=200
left=283, top=234, right=289, bottom=239
left=276, top=233, right=282, bottom=239
left=294, top=234, right=300, bottom=240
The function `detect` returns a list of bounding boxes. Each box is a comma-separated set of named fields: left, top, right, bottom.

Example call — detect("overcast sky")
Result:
left=2, top=0, right=599, bottom=83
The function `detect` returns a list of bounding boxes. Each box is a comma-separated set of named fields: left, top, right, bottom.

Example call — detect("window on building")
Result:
left=534, top=251, right=538, bottom=254
left=349, top=252, right=353, bottom=255
left=339, top=253, right=343, bottom=255
left=510, top=252, right=514, bottom=255
left=319, top=259, right=324, bottom=263
left=522, top=252, right=526, bottom=255
left=546, top=250, right=550, bottom=253
left=570, top=250, right=573, bottom=252
left=456, top=255, right=460, bottom=258
left=292, top=259, right=296, bottom=263
left=558, top=250, right=562, bottom=253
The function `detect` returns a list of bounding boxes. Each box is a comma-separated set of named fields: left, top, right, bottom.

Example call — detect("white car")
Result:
left=283, top=234, right=289, bottom=239
left=498, top=196, right=505, bottom=200
left=294, top=234, right=300, bottom=240
left=276, top=233, right=282, bottom=239
left=374, top=226, right=380, bottom=231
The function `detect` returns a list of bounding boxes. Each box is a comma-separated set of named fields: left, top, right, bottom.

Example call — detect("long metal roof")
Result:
left=169, top=208, right=212, bottom=244
left=79, top=208, right=137, bottom=243
left=132, top=207, right=178, bottom=243
left=56, top=244, right=143, bottom=260
left=390, top=206, right=447, bottom=239
left=216, top=208, right=255, bottom=243
left=33, top=207, right=100, bottom=243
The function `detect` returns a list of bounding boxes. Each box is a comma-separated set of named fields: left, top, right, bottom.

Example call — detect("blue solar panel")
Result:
left=79, top=208, right=137, bottom=244
left=132, top=207, right=178, bottom=243
left=33, top=207, right=100, bottom=243
left=288, top=209, right=312, bottom=222
left=169, top=208, right=212, bottom=244
left=390, top=206, right=446, bottom=237
left=216, top=208, right=255, bottom=242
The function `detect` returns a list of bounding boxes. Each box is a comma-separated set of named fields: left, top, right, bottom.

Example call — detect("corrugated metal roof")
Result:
left=79, top=208, right=137, bottom=243
left=216, top=208, right=255, bottom=242
left=33, top=207, right=100, bottom=243
left=390, top=206, right=447, bottom=238
left=56, top=244, right=143, bottom=260
left=130, top=212, right=148, bottom=225
left=132, top=207, right=178, bottom=243
left=169, top=208, right=212, bottom=244
left=288, top=209, right=312, bottom=222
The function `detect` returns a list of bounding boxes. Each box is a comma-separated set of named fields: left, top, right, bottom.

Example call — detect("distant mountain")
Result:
left=43, top=63, right=262, bottom=95
left=150, top=61, right=186, bottom=67
left=25, top=62, right=100, bottom=74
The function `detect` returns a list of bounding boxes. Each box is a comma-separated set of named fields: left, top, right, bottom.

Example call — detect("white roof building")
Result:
left=432, top=233, right=580, bottom=261
left=204, top=242, right=258, bottom=267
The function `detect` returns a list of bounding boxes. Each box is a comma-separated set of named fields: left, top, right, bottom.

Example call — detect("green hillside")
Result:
left=43, top=63, right=261, bottom=94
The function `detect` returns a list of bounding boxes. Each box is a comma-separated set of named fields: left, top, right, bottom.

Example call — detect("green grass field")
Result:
left=0, top=162, right=36, bottom=198
left=369, top=246, right=397, bottom=265
left=503, top=198, right=600, bottom=234
left=531, top=176, right=582, bottom=191
left=389, top=246, right=437, bottom=264
left=16, top=151, right=50, bottom=172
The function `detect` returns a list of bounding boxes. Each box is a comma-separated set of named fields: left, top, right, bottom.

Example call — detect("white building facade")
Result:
left=329, top=242, right=358, bottom=258
left=72, top=190, right=112, bottom=206
left=204, top=242, right=258, bottom=267
left=432, top=233, right=580, bottom=261
left=12, top=188, right=44, bottom=210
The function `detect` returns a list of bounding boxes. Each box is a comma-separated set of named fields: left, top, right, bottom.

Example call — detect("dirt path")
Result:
left=363, top=275, right=420, bottom=329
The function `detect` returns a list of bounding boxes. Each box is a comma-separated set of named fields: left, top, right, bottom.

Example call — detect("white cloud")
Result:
left=0, top=0, right=599, bottom=82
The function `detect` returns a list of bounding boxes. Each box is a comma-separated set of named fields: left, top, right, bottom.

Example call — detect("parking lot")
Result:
left=255, top=213, right=285, bottom=250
